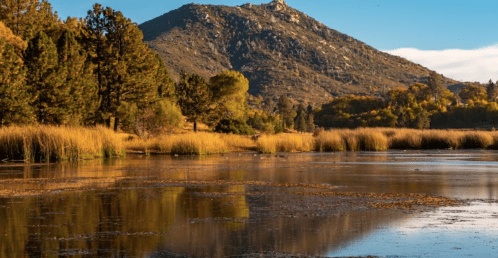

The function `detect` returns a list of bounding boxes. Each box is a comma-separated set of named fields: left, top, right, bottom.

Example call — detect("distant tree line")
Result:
left=315, top=72, right=498, bottom=129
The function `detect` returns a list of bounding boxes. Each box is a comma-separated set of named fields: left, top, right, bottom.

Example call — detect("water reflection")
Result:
left=0, top=151, right=498, bottom=257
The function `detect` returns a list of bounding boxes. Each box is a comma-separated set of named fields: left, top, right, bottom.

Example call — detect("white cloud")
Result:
left=385, top=45, right=498, bottom=83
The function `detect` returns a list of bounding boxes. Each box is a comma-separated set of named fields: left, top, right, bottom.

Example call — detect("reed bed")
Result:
left=123, top=132, right=256, bottom=155
left=4, top=126, right=498, bottom=163
left=256, top=133, right=314, bottom=154
left=312, top=128, right=498, bottom=152
left=0, top=126, right=124, bottom=162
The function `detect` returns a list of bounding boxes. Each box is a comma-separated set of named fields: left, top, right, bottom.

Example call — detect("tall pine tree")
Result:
left=25, top=31, right=69, bottom=124
left=176, top=73, right=212, bottom=132
left=56, top=28, right=98, bottom=125
left=85, top=4, right=160, bottom=130
left=0, top=38, right=33, bottom=125
left=0, top=0, right=58, bottom=41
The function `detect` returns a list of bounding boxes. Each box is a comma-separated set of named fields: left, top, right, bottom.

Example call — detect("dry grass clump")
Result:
left=170, top=133, right=229, bottom=155
left=313, top=131, right=345, bottom=151
left=420, top=130, right=462, bottom=149
left=123, top=132, right=256, bottom=155
left=459, top=132, right=494, bottom=149
left=311, top=128, right=389, bottom=152
left=257, top=134, right=313, bottom=154
left=219, top=134, right=257, bottom=151
left=0, top=126, right=124, bottom=162
left=389, top=129, right=423, bottom=149
left=356, top=129, right=389, bottom=151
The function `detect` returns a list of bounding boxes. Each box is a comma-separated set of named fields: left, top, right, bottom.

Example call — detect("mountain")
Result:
left=139, top=0, right=460, bottom=104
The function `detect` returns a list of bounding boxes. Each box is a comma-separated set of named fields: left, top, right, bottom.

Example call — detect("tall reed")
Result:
left=257, top=133, right=313, bottom=154
left=0, top=126, right=124, bottom=162
left=123, top=132, right=256, bottom=155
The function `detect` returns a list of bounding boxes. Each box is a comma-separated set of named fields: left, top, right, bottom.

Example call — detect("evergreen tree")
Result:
left=486, top=79, right=497, bottom=101
left=0, top=21, right=26, bottom=51
left=84, top=4, right=161, bottom=130
left=278, top=95, right=295, bottom=129
left=294, top=104, right=307, bottom=132
left=0, top=0, right=58, bottom=41
left=0, top=38, right=33, bottom=125
left=154, top=53, right=175, bottom=99
left=175, top=73, right=212, bottom=132
left=427, top=71, right=444, bottom=102
left=56, top=28, right=98, bottom=125
left=25, top=31, right=68, bottom=124
left=84, top=3, right=110, bottom=125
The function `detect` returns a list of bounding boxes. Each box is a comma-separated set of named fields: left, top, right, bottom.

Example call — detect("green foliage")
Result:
left=25, top=31, right=69, bottom=124
left=0, top=0, right=58, bottom=40
left=56, top=29, right=98, bottom=125
left=0, top=38, right=33, bottom=125
left=427, top=71, right=444, bottom=101
left=209, top=70, right=250, bottom=121
left=214, top=118, right=255, bottom=135
left=486, top=80, right=497, bottom=101
left=278, top=95, right=295, bottom=129
left=175, top=72, right=212, bottom=131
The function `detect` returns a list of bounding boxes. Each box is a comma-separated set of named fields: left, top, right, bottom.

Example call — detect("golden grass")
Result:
left=256, top=133, right=314, bottom=154
left=313, top=128, right=498, bottom=152
left=0, top=126, right=124, bottom=162
left=3, top=126, right=498, bottom=163
left=123, top=132, right=257, bottom=155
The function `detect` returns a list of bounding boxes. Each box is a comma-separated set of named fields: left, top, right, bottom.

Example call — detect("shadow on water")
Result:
left=0, top=150, right=498, bottom=257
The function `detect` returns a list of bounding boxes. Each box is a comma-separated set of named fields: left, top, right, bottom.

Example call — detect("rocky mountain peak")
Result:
left=268, top=0, right=288, bottom=11
left=140, top=2, right=460, bottom=104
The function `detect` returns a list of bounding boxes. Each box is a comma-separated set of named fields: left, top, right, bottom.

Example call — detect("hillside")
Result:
left=140, top=0, right=460, bottom=104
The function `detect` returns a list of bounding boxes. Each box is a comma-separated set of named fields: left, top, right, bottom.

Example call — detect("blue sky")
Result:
left=50, top=0, right=498, bottom=82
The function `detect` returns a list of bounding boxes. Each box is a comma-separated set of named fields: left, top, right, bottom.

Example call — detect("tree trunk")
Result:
left=114, top=92, right=120, bottom=132
left=193, top=120, right=197, bottom=132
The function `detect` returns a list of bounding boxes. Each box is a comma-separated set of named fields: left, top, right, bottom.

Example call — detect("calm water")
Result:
left=1, top=150, right=498, bottom=257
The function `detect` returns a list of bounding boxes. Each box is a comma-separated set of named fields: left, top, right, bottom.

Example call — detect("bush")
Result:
left=214, top=118, right=255, bottom=135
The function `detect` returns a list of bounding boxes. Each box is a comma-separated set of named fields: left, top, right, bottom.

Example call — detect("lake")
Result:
left=1, top=150, right=498, bottom=257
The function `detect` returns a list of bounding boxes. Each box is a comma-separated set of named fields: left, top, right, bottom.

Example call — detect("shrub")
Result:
left=214, top=118, right=255, bottom=135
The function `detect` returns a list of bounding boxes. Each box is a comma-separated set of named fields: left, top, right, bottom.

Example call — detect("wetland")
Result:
left=1, top=150, right=498, bottom=257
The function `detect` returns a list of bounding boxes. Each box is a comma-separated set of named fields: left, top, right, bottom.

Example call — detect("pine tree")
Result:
left=84, top=5, right=160, bottom=130
left=106, top=10, right=159, bottom=131
left=427, top=71, right=444, bottom=102
left=0, top=21, right=26, bottom=51
left=294, top=104, right=307, bottom=132
left=175, top=73, right=212, bottom=131
left=84, top=4, right=111, bottom=125
left=56, top=28, right=98, bottom=125
left=25, top=31, right=67, bottom=124
left=154, top=53, right=175, bottom=99
left=305, top=104, right=315, bottom=132
left=0, top=38, right=33, bottom=125
left=486, top=79, right=497, bottom=101
left=278, top=95, right=295, bottom=129
left=0, top=0, right=58, bottom=41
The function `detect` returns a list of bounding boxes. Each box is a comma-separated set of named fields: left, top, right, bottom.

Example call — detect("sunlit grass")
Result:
left=4, top=126, right=498, bottom=163
left=256, top=133, right=313, bottom=154
left=0, top=126, right=124, bottom=162
left=123, top=132, right=256, bottom=155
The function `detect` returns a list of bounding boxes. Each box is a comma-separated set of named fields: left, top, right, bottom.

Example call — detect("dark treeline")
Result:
left=315, top=72, right=498, bottom=129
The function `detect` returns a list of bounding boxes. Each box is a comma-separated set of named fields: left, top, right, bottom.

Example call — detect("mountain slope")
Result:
left=140, top=0, right=458, bottom=104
